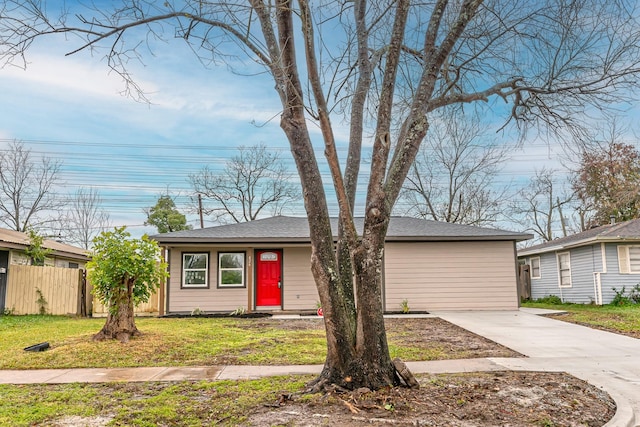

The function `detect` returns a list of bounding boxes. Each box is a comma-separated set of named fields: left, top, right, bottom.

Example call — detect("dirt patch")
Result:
left=385, top=317, right=521, bottom=359
left=248, top=371, right=615, bottom=426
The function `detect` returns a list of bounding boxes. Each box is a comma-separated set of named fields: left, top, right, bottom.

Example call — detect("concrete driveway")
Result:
left=434, top=308, right=640, bottom=427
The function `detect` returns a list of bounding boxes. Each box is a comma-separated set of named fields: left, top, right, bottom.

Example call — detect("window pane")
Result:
left=629, top=247, right=640, bottom=271
left=531, top=258, right=540, bottom=278
left=185, top=271, right=207, bottom=285
left=220, top=253, right=244, bottom=268
left=221, top=270, right=243, bottom=285
left=185, top=254, right=207, bottom=269
left=558, top=254, right=569, bottom=269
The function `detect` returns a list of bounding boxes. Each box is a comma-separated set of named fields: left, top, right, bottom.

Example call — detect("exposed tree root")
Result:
left=92, top=326, right=141, bottom=343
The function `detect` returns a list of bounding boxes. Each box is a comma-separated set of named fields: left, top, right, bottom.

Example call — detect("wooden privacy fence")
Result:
left=91, top=288, right=160, bottom=317
left=4, top=265, right=88, bottom=315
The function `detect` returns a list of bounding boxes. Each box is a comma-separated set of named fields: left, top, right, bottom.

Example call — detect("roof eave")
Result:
left=518, top=234, right=640, bottom=256
left=155, top=234, right=531, bottom=245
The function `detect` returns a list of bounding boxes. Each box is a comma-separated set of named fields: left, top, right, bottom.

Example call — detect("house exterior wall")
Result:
left=523, top=242, right=640, bottom=305
left=556, top=245, right=599, bottom=304
left=601, top=242, right=640, bottom=303
left=384, top=241, right=519, bottom=311
left=281, top=246, right=318, bottom=310
left=166, top=245, right=318, bottom=313
left=167, top=246, right=249, bottom=313
left=526, top=251, right=559, bottom=300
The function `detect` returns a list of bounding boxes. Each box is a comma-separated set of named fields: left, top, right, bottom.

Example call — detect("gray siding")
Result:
left=529, top=246, right=599, bottom=303
left=526, top=242, right=640, bottom=304
left=557, top=246, right=597, bottom=304
left=601, top=243, right=640, bottom=303
left=528, top=252, right=558, bottom=300
left=384, top=241, right=519, bottom=311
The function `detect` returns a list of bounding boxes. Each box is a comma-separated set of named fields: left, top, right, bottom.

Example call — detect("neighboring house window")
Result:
left=182, top=253, right=209, bottom=288
left=218, top=252, right=245, bottom=288
left=530, top=257, right=541, bottom=279
left=557, top=252, right=571, bottom=288
left=617, top=245, right=640, bottom=274
left=68, top=262, right=79, bottom=269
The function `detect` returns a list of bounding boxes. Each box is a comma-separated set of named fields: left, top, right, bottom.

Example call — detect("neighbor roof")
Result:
left=518, top=218, right=640, bottom=257
left=0, top=228, right=90, bottom=261
left=151, top=216, right=532, bottom=244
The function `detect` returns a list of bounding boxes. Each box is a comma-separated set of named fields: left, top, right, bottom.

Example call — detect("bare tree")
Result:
left=0, top=140, right=63, bottom=232
left=400, top=110, right=509, bottom=226
left=511, top=168, right=573, bottom=243
left=189, top=144, right=302, bottom=224
left=63, top=187, right=110, bottom=249
left=3, top=0, right=640, bottom=391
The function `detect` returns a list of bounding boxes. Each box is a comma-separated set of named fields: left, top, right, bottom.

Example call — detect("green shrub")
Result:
left=610, top=285, right=640, bottom=306
left=534, top=295, right=563, bottom=305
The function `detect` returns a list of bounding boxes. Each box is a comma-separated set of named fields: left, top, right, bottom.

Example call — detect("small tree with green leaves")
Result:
left=88, top=227, right=167, bottom=342
left=25, top=229, right=52, bottom=266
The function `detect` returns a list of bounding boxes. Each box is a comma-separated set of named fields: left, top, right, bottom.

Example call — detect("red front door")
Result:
left=256, top=250, right=282, bottom=307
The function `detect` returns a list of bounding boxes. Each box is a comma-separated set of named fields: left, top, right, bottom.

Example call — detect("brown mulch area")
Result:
left=241, top=317, right=615, bottom=426
left=248, top=371, right=615, bottom=426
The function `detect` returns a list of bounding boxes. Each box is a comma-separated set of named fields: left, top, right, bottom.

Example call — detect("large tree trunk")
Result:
left=93, top=278, right=139, bottom=342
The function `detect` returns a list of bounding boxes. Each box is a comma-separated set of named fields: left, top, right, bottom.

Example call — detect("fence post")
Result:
left=77, top=269, right=87, bottom=317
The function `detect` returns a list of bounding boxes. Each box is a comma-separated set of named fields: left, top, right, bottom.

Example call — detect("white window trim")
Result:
left=182, top=253, right=209, bottom=288
left=530, top=257, right=541, bottom=279
left=618, top=245, right=640, bottom=274
left=557, top=252, right=572, bottom=288
left=218, top=252, right=246, bottom=288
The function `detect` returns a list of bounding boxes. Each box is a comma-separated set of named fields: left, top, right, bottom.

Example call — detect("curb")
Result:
left=603, top=388, right=637, bottom=427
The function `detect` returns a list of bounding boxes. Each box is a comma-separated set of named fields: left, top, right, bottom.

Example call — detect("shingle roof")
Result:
left=150, top=216, right=531, bottom=244
left=0, top=228, right=90, bottom=260
left=518, top=218, right=640, bottom=256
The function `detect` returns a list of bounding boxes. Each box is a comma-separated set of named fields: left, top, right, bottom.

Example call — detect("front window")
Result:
left=530, top=257, right=541, bottom=279
left=182, top=253, right=209, bottom=288
left=557, top=252, right=571, bottom=288
left=218, top=252, right=245, bottom=288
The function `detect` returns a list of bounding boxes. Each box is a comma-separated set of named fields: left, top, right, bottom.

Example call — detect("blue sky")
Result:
left=0, top=3, right=624, bottom=239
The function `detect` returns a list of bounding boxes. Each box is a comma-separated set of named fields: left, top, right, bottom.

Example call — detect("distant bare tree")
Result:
left=0, top=140, right=63, bottom=232
left=400, top=111, right=509, bottom=226
left=189, top=144, right=301, bottom=224
left=63, top=187, right=110, bottom=249
left=511, top=168, right=573, bottom=243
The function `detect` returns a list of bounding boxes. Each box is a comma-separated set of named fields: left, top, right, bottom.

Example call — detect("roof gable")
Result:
left=150, top=216, right=531, bottom=244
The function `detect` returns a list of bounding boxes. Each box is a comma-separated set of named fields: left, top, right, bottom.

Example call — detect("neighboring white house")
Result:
left=518, top=218, right=640, bottom=305
left=151, top=216, right=531, bottom=314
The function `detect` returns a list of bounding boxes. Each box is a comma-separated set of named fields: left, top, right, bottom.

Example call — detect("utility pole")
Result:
left=198, top=194, right=204, bottom=229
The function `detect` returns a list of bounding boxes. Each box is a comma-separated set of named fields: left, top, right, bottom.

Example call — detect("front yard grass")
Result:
left=0, top=376, right=311, bottom=426
left=0, top=315, right=515, bottom=369
left=522, top=301, right=640, bottom=338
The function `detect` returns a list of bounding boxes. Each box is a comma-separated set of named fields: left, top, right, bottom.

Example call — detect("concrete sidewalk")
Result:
left=434, top=308, right=640, bottom=427
left=0, top=359, right=506, bottom=385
